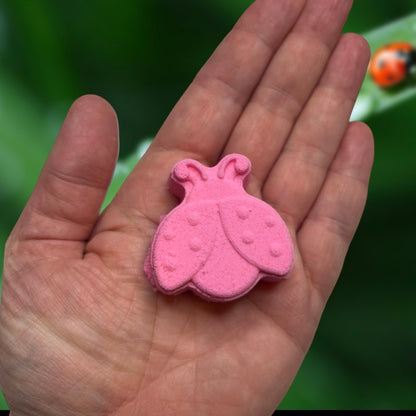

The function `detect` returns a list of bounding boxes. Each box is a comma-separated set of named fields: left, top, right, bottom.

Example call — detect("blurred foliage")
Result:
left=1, top=0, right=416, bottom=411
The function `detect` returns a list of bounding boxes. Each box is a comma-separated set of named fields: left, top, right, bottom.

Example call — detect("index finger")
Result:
left=108, top=0, right=306, bottom=223
left=152, top=0, right=307, bottom=162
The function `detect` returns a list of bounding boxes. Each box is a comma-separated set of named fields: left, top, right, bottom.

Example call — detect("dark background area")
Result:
left=0, top=0, right=415, bottom=410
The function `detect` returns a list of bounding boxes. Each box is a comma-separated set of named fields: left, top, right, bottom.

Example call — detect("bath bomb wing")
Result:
left=219, top=195, right=293, bottom=277
left=149, top=201, right=218, bottom=294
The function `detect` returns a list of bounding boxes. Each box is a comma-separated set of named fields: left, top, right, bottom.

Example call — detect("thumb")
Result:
left=13, top=95, right=119, bottom=254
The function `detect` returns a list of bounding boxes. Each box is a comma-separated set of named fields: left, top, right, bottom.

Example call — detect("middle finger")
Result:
left=222, top=0, right=353, bottom=195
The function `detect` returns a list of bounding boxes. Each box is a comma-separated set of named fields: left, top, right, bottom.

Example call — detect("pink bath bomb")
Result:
left=144, top=154, right=293, bottom=302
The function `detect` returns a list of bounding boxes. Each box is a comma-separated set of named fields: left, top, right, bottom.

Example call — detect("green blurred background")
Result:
left=0, top=0, right=415, bottom=410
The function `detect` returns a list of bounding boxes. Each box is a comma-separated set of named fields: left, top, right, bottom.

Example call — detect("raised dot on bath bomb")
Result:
left=164, top=261, right=176, bottom=272
left=242, top=230, right=254, bottom=244
left=236, top=206, right=249, bottom=220
left=187, top=212, right=201, bottom=226
left=269, top=243, right=280, bottom=257
left=189, top=237, right=202, bottom=252
left=163, top=230, right=175, bottom=241
left=265, top=216, right=276, bottom=228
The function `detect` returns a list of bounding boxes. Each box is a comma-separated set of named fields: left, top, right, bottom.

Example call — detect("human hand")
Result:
left=0, top=0, right=374, bottom=415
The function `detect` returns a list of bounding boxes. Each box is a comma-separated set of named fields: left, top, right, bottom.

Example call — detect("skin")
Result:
left=0, top=0, right=374, bottom=415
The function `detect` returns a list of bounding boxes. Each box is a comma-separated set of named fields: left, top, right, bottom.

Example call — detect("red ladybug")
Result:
left=369, top=42, right=416, bottom=87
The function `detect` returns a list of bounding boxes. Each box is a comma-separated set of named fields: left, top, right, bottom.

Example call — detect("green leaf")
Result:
left=0, top=387, right=8, bottom=410
left=101, top=138, right=153, bottom=210
left=352, top=12, right=416, bottom=120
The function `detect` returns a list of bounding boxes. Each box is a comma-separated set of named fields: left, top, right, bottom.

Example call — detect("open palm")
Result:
left=0, top=1, right=374, bottom=415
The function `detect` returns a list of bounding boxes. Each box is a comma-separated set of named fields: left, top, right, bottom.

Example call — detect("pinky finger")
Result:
left=297, top=121, right=374, bottom=303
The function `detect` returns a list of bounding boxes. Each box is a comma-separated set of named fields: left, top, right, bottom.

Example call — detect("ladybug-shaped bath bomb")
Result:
left=144, top=154, right=294, bottom=302
left=369, top=42, right=416, bottom=87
